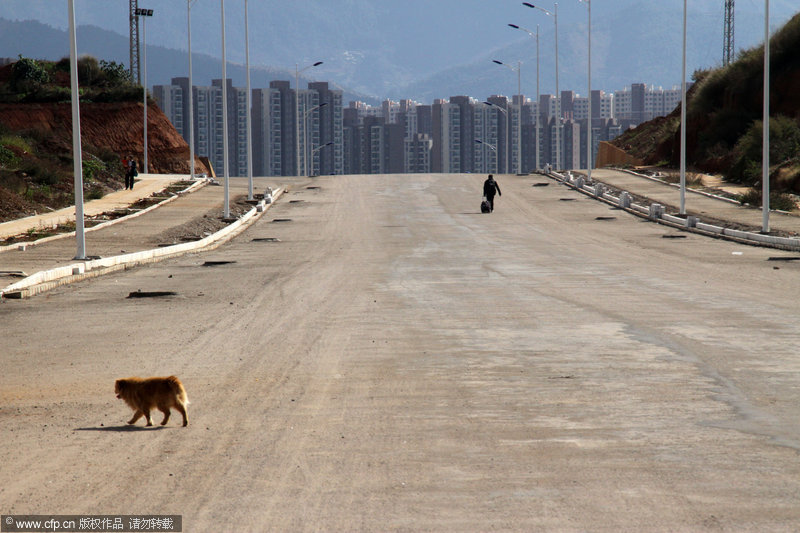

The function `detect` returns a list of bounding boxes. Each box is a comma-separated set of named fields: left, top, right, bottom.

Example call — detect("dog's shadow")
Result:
left=75, top=425, right=167, bottom=432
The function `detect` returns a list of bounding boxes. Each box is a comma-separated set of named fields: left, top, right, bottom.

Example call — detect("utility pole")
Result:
left=723, top=0, right=735, bottom=66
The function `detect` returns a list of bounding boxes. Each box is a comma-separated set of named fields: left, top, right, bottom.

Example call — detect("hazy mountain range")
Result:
left=1, top=0, right=796, bottom=104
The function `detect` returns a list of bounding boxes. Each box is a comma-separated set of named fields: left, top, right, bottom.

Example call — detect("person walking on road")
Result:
left=483, top=174, right=501, bottom=212
left=125, top=156, right=138, bottom=190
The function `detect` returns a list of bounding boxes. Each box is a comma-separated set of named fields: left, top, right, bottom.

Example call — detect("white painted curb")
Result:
left=1, top=187, right=283, bottom=299
left=0, top=179, right=208, bottom=254
left=549, top=171, right=800, bottom=251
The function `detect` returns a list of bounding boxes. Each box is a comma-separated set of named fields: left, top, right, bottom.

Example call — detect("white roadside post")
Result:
left=68, top=0, right=85, bottom=260
left=762, top=0, right=771, bottom=233
left=294, top=62, right=324, bottom=177
left=187, top=1, right=197, bottom=179
left=136, top=8, right=154, bottom=173
left=680, top=0, right=687, bottom=215
left=245, top=0, right=254, bottom=200
left=523, top=3, right=559, bottom=171
left=221, top=0, right=230, bottom=219
left=579, top=0, right=591, bottom=182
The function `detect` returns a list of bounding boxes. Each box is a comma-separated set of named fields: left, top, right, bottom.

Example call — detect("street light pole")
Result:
left=187, top=1, right=197, bottom=180
left=523, top=3, right=559, bottom=170
left=295, top=61, right=323, bottom=177
left=536, top=24, right=540, bottom=171
left=304, top=103, right=328, bottom=176
left=508, top=23, right=542, bottom=172
left=244, top=0, right=253, bottom=200
left=492, top=60, right=521, bottom=174
left=516, top=60, right=522, bottom=175
left=221, top=0, right=229, bottom=219
left=762, top=0, right=770, bottom=233
left=555, top=3, right=560, bottom=171
left=311, top=141, right=334, bottom=160
left=579, top=0, right=591, bottom=181
left=484, top=100, right=510, bottom=174
left=680, top=0, right=687, bottom=215
left=135, top=8, right=154, bottom=174
left=475, top=139, right=499, bottom=173
left=68, top=0, right=85, bottom=260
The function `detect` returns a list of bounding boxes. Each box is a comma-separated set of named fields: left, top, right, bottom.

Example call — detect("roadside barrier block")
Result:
left=649, top=203, right=665, bottom=219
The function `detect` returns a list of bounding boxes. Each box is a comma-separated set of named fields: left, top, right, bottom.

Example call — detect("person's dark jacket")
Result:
left=483, top=177, right=501, bottom=198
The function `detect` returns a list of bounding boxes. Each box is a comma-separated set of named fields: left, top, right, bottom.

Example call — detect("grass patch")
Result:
left=736, top=189, right=798, bottom=211
left=0, top=134, right=34, bottom=154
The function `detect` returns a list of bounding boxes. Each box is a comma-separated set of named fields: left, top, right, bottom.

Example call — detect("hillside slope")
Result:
left=609, top=11, right=800, bottom=193
left=0, top=54, right=213, bottom=222
left=0, top=100, right=209, bottom=222
left=0, top=101, right=197, bottom=174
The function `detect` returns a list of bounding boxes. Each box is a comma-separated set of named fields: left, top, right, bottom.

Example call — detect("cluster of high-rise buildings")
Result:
left=153, top=78, right=685, bottom=176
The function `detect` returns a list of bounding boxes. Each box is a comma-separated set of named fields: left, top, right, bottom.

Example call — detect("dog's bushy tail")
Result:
left=166, top=375, right=189, bottom=405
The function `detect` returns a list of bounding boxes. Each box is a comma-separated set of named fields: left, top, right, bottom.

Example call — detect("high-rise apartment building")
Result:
left=308, top=82, right=344, bottom=176
left=154, top=75, right=681, bottom=177
left=252, top=81, right=295, bottom=177
left=157, top=77, right=342, bottom=178
left=152, top=83, right=184, bottom=141
left=613, top=83, right=685, bottom=125
left=154, top=77, right=248, bottom=177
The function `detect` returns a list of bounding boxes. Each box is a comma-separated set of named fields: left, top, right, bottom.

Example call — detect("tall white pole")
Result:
left=142, top=15, right=148, bottom=174
left=492, top=63, right=515, bottom=174
left=586, top=0, right=592, bottom=181
left=188, top=1, right=195, bottom=179
left=68, top=0, right=85, bottom=260
left=221, top=0, right=230, bottom=219
left=304, top=102, right=309, bottom=176
left=762, top=0, right=770, bottom=233
left=506, top=105, right=510, bottom=174
left=554, top=3, right=560, bottom=171
left=523, top=4, right=557, bottom=169
left=295, top=65, right=301, bottom=177
left=293, top=62, right=323, bottom=177
left=680, top=0, right=687, bottom=215
left=509, top=23, right=540, bottom=172
left=517, top=61, right=522, bottom=175
left=245, top=0, right=253, bottom=200
left=536, top=25, right=540, bottom=171
left=491, top=102, right=509, bottom=173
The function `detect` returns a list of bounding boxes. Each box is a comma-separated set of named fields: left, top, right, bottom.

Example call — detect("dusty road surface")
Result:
left=2, top=173, right=800, bottom=532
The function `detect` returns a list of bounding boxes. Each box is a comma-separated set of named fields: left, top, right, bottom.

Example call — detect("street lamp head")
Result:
left=508, top=23, right=520, bottom=29
left=523, top=2, right=535, bottom=8
left=313, top=61, right=323, bottom=67
left=493, top=60, right=504, bottom=65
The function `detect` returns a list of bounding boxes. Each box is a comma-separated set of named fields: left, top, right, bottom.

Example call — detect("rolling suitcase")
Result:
left=481, top=197, right=491, bottom=213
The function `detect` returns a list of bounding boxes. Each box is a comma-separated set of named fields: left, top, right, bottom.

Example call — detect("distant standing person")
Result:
left=120, top=155, right=129, bottom=189
left=483, top=174, right=501, bottom=212
left=125, top=156, right=138, bottom=190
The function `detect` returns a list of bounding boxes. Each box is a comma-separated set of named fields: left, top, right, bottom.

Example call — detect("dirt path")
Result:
left=2, top=173, right=799, bottom=531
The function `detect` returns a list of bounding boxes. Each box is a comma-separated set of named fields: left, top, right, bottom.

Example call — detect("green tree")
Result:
left=82, top=158, right=105, bottom=183
left=100, top=60, right=133, bottom=86
left=730, top=115, right=800, bottom=184
left=10, top=55, right=50, bottom=91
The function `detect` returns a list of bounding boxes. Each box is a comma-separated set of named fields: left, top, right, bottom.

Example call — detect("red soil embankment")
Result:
left=0, top=101, right=210, bottom=175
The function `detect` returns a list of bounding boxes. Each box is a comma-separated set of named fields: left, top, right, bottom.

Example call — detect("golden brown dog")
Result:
left=115, top=376, right=189, bottom=427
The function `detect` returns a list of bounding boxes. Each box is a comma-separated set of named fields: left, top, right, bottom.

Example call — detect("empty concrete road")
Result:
left=2, top=173, right=799, bottom=531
